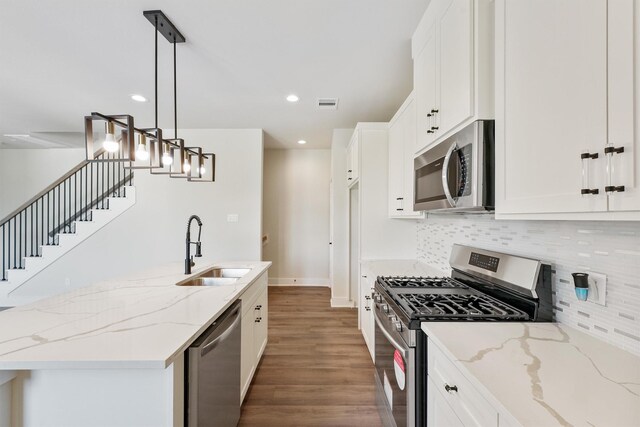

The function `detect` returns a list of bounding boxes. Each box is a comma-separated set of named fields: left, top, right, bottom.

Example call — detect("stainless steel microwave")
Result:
left=414, top=120, right=495, bottom=212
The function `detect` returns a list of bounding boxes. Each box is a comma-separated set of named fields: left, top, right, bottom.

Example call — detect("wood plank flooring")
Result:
left=238, top=286, right=382, bottom=427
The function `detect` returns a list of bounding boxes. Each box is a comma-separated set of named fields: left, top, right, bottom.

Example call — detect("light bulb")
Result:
left=135, top=135, right=149, bottom=161
left=102, top=122, right=119, bottom=153
left=162, top=146, right=173, bottom=166
left=183, top=160, right=191, bottom=173
left=198, top=166, right=206, bottom=175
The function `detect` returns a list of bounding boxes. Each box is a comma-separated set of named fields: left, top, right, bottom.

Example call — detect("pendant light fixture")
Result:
left=84, top=10, right=215, bottom=182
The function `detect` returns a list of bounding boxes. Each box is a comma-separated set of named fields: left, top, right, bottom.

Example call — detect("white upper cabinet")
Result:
left=495, top=0, right=640, bottom=219
left=413, top=0, right=494, bottom=155
left=388, top=93, right=424, bottom=218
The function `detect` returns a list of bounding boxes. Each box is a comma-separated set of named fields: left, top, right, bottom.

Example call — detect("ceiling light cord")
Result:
left=174, top=39, right=177, bottom=140
left=154, top=15, right=159, bottom=130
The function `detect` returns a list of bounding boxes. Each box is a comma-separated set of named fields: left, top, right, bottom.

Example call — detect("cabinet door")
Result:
left=437, top=0, right=473, bottom=135
left=428, top=378, right=465, bottom=427
left=402, top=98, right=422, bottom=216
left=607, top=0, right=640, bottom=212
left=496, top=0, right=609, bottom=214
left=388, top=118, right=404, bottom=216
left=253, top=288, right=268, bottom=365
left=240, top=309, right=255, bottom=400
left=415, top=23, right=438, bottom=153
left=359, top=274, right=375, bottom=362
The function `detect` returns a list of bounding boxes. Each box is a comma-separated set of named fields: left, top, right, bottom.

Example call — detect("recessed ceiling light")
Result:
left=131, top=94, right=147, bottom=102
left=286, top=94, right=299, bottom=103
left=298, top=140, right=307, bottom=145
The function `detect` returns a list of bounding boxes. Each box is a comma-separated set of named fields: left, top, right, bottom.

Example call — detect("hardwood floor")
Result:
left=238, top=286, right=382, bottom=427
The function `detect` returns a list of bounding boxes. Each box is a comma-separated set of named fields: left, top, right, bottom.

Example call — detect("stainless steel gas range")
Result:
left=372, top=244, right=554, bottom=427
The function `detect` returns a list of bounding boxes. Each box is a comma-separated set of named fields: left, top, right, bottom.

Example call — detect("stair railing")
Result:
left=0, top=150, right=134, bottom=281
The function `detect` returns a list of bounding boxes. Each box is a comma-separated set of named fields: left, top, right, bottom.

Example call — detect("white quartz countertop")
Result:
left=0, top=261, right=271, bottom=370
left=422, top=322, right=640, bottom=427
left=361, top=259, right=447, bottom=278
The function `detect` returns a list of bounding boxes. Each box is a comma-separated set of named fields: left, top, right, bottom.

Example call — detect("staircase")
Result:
left=0, top=151, right=135, bottom=301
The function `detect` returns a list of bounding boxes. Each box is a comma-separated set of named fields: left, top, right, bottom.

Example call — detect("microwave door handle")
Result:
left=442, top=142, right=458, bottom=207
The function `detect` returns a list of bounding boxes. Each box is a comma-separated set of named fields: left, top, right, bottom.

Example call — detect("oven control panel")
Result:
left=469, top=252, right=499, bottom=272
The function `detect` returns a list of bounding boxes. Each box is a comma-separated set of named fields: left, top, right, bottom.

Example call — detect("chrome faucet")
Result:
left=185, top=215, right=203, bottom=274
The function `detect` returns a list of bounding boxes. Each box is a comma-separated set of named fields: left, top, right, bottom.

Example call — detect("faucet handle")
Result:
left=195, top=242, right=202, bottom=258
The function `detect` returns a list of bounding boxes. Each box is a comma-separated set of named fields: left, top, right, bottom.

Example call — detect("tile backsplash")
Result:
left=416, top=214, right=640, bottom=356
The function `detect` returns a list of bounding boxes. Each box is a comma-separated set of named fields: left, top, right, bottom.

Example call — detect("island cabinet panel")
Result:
left=11, top=359, right=184, bottom=427
left=358, top=265, right=375, bottom=362
left=239, top=271, right=268, bottom=402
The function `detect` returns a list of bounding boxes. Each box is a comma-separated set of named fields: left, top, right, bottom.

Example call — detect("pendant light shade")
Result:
left=103, top=122, right=119, bottom=153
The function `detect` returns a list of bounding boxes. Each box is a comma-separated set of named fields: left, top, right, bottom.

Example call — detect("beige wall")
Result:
left=262, top=149, right=331, bottom=284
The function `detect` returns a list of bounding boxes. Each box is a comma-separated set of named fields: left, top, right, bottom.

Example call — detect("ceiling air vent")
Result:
left=317, top=98, right=339, bottom=110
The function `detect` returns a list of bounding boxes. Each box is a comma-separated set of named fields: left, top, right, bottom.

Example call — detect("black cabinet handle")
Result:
left=581, top=152, right=599, bottom=159
left=396, top=197, right=403, bottom=200
left=581, top=188, right=600, bottom=195
left=427, top=130, right=434, bottom=134
left=365, top=307, right=371, bottom=311
left=431, top=126, right=439, bottom=130
left=348, top=178, right=353, bottom=180
left=348, top=169, right=353, bottom=172
left=605, top=185, right=625, bottom=193
left=255, top=317, right=262, bottom=323
left=255, top=305, right=262, bottom=310
left=444, top=384, right=458, bottom=393
left=604, top=146, right=625, bottom=155
left=431, top=108, right=439, bottom=114
left=396, top=208, right=404, bottom=211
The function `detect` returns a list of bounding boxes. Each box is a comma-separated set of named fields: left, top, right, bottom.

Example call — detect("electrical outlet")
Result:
left=587, top=272, right=607, bottom=306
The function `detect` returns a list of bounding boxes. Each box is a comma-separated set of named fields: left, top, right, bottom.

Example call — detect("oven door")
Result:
left=374, top=306, right=415, bottom=427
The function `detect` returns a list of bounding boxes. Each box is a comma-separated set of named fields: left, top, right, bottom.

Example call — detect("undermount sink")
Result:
left=176, top=267, right=251, bottom=286
left=199, top=268, right=251, bottom=279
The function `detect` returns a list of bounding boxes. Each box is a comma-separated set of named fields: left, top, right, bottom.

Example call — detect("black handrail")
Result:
left=0, top=151, right=134, bottom=281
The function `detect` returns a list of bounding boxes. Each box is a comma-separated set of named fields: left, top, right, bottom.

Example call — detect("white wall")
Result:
left=0, top=148, right=85, bottom=219
left=262, top=149, right=331, bottom=285
left=4, top=129, right=263, bottom=304
left=330, top=129, right=353, bottom=306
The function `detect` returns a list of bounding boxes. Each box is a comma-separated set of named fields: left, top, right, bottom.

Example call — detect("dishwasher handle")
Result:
left=199, top=301, right=242, bottom=357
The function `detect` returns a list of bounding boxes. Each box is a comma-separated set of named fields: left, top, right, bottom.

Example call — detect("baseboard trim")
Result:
left=268, top=278, right=330, bottom=286
left=330, top=297, right=355, bottom=308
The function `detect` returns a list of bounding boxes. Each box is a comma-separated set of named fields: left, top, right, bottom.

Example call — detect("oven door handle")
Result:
left=374, top=310, right=409, bottom=359
left=441, top=142, right=457, bottom=207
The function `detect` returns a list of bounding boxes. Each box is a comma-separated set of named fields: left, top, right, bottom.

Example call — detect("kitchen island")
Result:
left=0, top=260, right=271, bottom=427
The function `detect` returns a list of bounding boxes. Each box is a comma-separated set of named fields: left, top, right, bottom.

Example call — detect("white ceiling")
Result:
left=0, top=0, right=429, bottom=149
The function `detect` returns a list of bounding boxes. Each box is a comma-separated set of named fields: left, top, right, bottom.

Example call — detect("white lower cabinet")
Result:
left=428, top=338, right=501, bottom=427
left=240, top=272, right=268, bottom=402
left=359, top=267, right=375, bottom=362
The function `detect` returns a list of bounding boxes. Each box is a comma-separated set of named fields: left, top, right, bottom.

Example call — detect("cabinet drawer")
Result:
left=428, top=339, right=498, bottom=427
left=239, top=272, right=267, bottom=315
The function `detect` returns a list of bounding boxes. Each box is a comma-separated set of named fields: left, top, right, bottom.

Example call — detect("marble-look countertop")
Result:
left=0, top=261, right=271, bottom=370
left=361, top=259, right=448, bottom=278
left=422, top=322, right=640, bottom=427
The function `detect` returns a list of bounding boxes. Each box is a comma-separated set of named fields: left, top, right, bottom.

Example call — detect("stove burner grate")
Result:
left=380, top=276, right=468, bottom=289
left=399, top=293, right=529, bottom=320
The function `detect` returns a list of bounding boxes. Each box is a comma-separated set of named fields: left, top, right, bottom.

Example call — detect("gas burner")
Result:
left=379, top=276, right=468, bottom=289
left=398, top=293, right=529, bottom=320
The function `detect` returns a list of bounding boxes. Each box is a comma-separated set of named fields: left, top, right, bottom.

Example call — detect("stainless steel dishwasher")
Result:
left=186, top=300, right=241, bottom=427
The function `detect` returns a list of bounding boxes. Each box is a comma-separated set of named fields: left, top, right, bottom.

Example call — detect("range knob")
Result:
left=394, top=322, right=403, bottom=332
left=374, top=294, right=383, bottom=303
left=388, top=314, right=397, bottom=322
left=382, top=304, right=389, bottom=313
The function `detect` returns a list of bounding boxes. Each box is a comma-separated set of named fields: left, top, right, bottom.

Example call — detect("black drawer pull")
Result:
left=444, top=384, right=458, bottom=393
left=581, top=188, right=599, bottom=195
left=605, top=185, right=625, bottom=193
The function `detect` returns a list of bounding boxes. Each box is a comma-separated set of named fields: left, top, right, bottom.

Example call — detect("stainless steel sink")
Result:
left=177, top=277, right=238, bottom=287
left=199, top=268, right=251, bottom=279
left=176, top=267, right=251, bottom=286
